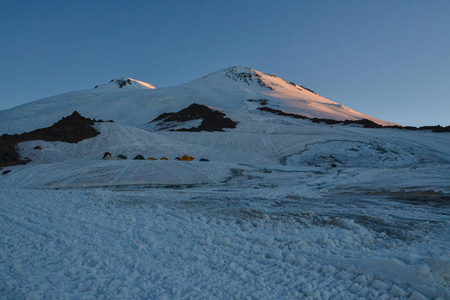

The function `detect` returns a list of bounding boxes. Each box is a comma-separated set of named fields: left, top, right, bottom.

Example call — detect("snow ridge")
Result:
left=94, top=77, right=155, bottom=90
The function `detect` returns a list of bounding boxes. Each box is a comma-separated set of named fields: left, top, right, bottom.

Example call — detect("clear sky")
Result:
left=1, top=0, right=449, bottom=126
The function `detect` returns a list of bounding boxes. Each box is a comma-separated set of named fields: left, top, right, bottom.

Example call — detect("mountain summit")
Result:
left=202, top=66, right=305, bottom=92
left=201, top=66, right=323, bottom=94
left=202, top=66, right=274, bottom=90
left=94, top=77, right=156, bottom=90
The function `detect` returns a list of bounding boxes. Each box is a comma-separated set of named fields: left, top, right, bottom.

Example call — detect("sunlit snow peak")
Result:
left=201, top=66, right=318, bottom=95
left=94, top=77, right=156, bottom=90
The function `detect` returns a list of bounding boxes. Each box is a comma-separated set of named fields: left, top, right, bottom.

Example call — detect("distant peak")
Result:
left=94, top=77, right=155, bottom=90
left=109, top=78, right=133, bottom=88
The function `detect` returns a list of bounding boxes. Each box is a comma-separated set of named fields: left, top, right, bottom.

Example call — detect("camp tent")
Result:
left=148, top=157, right=157, bottom=160
left=133, top=155, right=145, bottom=160
left=160, top=157, right=169, bottom=160
left=117, top=155, right=127, bottom=160
left=180, top=155, right=194, bottom=161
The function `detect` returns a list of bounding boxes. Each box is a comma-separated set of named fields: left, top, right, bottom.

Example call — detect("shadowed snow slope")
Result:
left=0, top=67, right=395, bottom=134
left=1, top=115, right=448, bottom=190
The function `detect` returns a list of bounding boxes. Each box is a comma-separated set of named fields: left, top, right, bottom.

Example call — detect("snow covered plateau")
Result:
left=0, top=67, right=449, bottom=299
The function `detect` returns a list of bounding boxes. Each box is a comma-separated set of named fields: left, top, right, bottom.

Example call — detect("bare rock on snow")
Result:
left=0, top=111, right=105, bottom=167
left=150, top=103, right=238, bottom=132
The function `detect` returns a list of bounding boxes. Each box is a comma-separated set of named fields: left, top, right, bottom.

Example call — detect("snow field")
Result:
left=1, top=188, right=448, bottom=299
left=1, top=117, right=447, bottom=197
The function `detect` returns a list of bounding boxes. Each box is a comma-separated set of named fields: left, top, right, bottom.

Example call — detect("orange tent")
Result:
left=148, top=157, right=157, bottom=160
left=180, top=155, right=194, bottom=161
left=160, top=157, right=169, bottom=160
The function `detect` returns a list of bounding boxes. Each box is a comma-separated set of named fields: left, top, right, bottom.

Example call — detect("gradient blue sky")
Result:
left=1, top=0, right=449, bottom=126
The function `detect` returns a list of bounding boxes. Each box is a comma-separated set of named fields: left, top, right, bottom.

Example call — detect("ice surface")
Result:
left=0, top=188, right=448, bottom=299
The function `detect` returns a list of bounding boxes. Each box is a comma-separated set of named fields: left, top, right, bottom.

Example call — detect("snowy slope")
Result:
left=1, top=123, right=232, bottom=188
left=0, top=67, right=395, bottom=134
left=1, top=114, right=448, bottom=191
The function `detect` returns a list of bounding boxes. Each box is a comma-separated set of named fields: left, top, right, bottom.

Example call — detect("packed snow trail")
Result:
left=1, top=188, right=448, bottom=299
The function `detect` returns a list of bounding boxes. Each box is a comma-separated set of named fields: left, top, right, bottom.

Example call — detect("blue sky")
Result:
left=1, top=0, right=449, bottom=126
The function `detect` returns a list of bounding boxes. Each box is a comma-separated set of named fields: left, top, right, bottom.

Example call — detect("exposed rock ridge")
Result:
left=0, top=111, right=107, bottom=167
left=258, top=106, right=450, bottom=132
left=220, top=67, right=274, bottom=90
left=151, top=103, right=238, bottom=132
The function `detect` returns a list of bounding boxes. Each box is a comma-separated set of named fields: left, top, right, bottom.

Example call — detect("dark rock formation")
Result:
left=257, top=107, right=449, bottom=132
left=97, top=78, right=133, bottom=89
left=300, top=86, right=318, bottom=95
left=0, top=111, right=103, bottom=167
left=117, top=78, right=132, bottom=88
left=247, top=99, right=270, bottom=106
left=416, top=125, right=450, bottom=133
left=151, top=103, right=238, bottom=132
left=223, top=67, right=274, bottom=90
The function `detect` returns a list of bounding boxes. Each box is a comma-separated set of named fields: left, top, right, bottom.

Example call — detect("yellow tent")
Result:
left=180, top=155, right=194, bottom=161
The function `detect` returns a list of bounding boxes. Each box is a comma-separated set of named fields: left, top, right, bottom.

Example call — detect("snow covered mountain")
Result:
left=192, top=67, right=395, bottom=125
left=94, top=77, right=156, bottom=91
left=0, top=66, right=395, bottom=134
left=1, top=67, right=449, bottom=299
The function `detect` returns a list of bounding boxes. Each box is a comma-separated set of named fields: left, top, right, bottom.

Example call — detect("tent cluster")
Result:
left=102, top=152, right=209, bottom=162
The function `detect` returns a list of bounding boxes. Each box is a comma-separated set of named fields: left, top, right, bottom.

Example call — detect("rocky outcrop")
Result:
left=258, top=107, right=450, bottom=132
left=221, top=67, right=274, bottom=90
left=151, top=103, right=238, bottom=132
left=0, top=111, right=106, bottom=167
